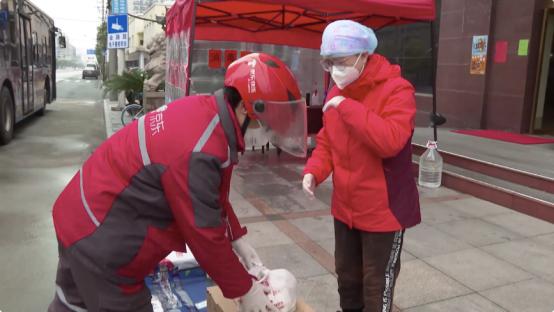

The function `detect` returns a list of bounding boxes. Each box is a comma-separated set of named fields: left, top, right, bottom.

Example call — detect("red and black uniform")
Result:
left=49, top=90, right=252, bottom=311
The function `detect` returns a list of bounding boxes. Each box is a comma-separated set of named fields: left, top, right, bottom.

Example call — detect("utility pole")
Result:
left=117, top=48, right=125, bottom=107
left=101, top=0, right=105, bottom=23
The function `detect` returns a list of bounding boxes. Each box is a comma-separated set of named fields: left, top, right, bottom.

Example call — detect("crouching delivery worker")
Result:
left=48, top=52, right=308, bottom=312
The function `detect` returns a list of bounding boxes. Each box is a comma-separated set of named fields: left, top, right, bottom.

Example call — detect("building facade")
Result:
left=128, top=0, right=173, bottom=14
left=376, top=0, right=554, bottom=134
left=142, top=3, right=170, bottom=47
left=125, top=3, right=170, bottom=68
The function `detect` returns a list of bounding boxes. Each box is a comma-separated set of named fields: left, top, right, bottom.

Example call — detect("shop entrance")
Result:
left=533, top=8, right=554, bottom=134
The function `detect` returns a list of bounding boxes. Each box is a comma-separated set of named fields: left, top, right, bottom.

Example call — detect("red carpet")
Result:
left=452, top=129, right=554, bottom=144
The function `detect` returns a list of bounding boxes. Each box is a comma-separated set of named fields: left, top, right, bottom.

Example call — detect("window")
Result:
left=0, top=0, right=18, bottom=63
left=32, top=31, right=38, bottom=64
left=376, top=23, right=434, bottom=93
left=0, top=8, right=6, bottom=43
left=375, top=1, right=441, bottom=94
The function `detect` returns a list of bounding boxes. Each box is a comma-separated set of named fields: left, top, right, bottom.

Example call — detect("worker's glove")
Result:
left=237, top=281, right=277, bottom=312
left=232, top=237, right=263, bottom=270
left=302, top=174, right=316, bottom=199
left=322, top=96, right=346, bottom=112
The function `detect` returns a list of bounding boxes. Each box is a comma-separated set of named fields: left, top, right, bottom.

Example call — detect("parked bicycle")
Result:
left=121, top=103, right=145, bottom=125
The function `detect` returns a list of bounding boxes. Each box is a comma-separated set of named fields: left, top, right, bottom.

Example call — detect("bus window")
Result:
left=0, top=2, right=7, bottom=44
left=7, top=0, right=17, bottom=64
left=32, top=31, right=37, bottom=64
left=42, top=37, right=46, bottom=66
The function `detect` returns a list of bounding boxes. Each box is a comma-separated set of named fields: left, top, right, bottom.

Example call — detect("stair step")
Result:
left=412, top=155, right=554, bottom=223
left=412, top=143, right=554, bottom=194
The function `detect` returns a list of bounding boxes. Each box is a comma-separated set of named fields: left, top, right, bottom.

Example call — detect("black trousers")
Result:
left=334, top=219, right=404, bottom=312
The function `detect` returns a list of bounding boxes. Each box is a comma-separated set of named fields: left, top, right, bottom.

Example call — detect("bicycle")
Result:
left=120, top=103, right=145, bottom=126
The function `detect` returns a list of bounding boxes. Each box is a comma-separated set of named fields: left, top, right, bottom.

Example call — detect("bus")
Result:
left=0, top=0, right=57, bottom=145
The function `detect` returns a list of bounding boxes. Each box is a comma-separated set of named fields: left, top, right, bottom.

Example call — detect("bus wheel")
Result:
left=0, top=87, right=15, bottom=145
left=37, top=84, right=48, bottom=116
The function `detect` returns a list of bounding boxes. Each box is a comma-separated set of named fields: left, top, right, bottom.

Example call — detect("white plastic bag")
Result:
left=248, top=267, right=297, bottom=312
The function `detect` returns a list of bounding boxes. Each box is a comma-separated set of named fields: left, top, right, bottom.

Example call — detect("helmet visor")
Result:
left=253, top=99, right=307, bottom=158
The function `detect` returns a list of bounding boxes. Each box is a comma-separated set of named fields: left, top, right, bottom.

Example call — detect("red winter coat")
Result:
left=52, top=90, right=252, bottom=298
left=304, top=54, right=421, bottom=232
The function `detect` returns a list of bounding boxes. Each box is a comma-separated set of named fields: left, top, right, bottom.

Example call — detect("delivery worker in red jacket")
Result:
left=302, top=20, right=421, bottom=312
left=48, top=53, right=307, bottom=312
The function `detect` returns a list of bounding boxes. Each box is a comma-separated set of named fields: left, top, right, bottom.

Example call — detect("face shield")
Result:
left=252, top=98, right=307, bottom=158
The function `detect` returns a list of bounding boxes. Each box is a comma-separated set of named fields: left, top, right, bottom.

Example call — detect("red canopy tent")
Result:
left=164, top=0, right=440, bottom=137
left=166, top=0, right=435, bottom=49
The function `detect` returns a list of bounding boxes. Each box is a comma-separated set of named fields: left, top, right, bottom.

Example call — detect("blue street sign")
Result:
left=111, top=0, right=127, bottom=14
left=107, top=14, right=128, bottom=34
left=86, top=49, right=95, bottom=55
left=107, top=14, right=129, bottom=49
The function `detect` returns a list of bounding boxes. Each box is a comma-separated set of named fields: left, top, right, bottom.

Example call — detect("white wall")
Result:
left=128, top=16, right=145, bottom=54
left=143, top=4, right=170, bottom=49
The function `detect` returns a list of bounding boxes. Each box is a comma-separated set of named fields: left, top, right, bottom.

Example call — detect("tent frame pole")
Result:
left=186, top=0, right=198, bottom=96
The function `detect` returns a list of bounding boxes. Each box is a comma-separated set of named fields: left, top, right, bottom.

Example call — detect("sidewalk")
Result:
left=102, top=102, right=554, bottom=311
left=103, top=99, right=124, bottom=137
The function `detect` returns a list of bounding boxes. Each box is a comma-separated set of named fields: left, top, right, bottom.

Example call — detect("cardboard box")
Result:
left=207, top=286, right=314, bottom=312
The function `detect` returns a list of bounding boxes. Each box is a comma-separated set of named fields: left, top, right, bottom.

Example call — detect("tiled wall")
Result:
left=423, top=0, right=544, bottom=132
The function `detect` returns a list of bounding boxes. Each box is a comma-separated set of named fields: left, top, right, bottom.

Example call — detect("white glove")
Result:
left=238, top=281, right=277, bottom=312
left=302, top=174, right=316, bottom=199
left=322, top=95, right=345, bottom=112
left=232, top=237, right=263, bottom=270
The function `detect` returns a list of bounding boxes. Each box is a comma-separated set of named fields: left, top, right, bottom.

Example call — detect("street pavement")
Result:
left=1, top=71, right=553, bottom=311
left=104, top=102, right=554, bottom=311
left=0, top=69, right=105, bottom=311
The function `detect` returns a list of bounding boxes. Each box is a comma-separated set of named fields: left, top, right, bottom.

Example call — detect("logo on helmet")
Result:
left=247, top=59, right=257, bottom=94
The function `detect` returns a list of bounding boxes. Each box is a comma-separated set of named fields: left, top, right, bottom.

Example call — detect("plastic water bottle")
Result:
left=151, top=264, right=181, bottom=311
left=418, top=141, right=443, bottom=188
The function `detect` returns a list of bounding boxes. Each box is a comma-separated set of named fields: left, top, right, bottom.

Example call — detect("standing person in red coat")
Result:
left=48, top=53, right=307, bottom=312
left=302, top=20, right=421, bottom=312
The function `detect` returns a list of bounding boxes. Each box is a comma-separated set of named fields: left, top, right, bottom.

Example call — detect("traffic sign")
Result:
left=107, top=14, right=128, bottom=49
left=111, top=0, right=127, bottom=14
left=107, top=14, right=128, bottom=34
left=86, top=49, right=96, bottom=55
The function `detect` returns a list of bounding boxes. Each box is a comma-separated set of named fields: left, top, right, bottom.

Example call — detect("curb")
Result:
left=103, top=99, right=113, bottom=138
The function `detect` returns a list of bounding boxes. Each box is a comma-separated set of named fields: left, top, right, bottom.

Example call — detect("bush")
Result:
left=103, top=69, right=150, bottom=105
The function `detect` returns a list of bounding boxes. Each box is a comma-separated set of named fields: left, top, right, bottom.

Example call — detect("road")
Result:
left=0, top=70, right=105, bottom=311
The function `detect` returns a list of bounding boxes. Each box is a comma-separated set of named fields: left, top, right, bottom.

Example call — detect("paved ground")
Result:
left=104, top=102, right=554, bottom=311
left=0, top=69, right=104, bottom=310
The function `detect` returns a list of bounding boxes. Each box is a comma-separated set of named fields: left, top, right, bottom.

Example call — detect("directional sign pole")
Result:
left=107, top=14, right=129, bottom=108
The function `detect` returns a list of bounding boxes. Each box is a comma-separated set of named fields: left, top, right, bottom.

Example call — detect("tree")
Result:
left=95, top=21, right=107, bottom=80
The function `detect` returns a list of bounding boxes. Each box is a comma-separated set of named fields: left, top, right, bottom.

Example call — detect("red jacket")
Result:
left=52, top=90, right=252, bottom=298
left=304, top=54, right=420, bottom=232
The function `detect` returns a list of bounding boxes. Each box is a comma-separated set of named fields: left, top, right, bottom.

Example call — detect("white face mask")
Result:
left=331, top=54, right=364, bottom=90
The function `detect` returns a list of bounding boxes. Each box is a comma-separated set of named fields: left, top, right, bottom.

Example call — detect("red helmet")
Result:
left=224, top=53, right=307, bottom=157
left=224, top=53, right=302, bottom=119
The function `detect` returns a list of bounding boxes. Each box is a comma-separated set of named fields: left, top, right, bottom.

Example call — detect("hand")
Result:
left=237, top=281, right=277, bottom=312
left=322, top=96, right=345, bottom=112
left=232, top=237, right=263, bottom=270
left=302, top=174, right=316, bottom=199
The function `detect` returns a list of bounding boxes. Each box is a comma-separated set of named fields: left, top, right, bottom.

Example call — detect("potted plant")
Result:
left=103, top=69, right=149, bottom=105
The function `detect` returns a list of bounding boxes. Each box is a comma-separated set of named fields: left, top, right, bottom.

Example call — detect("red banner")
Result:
left=224, top=50, right=238, bottom=68
left=494, top=41, right=508, bottom=64
left=209, top=49, right=222, bottom=68
left=240, top=50, right=252, bottom=58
